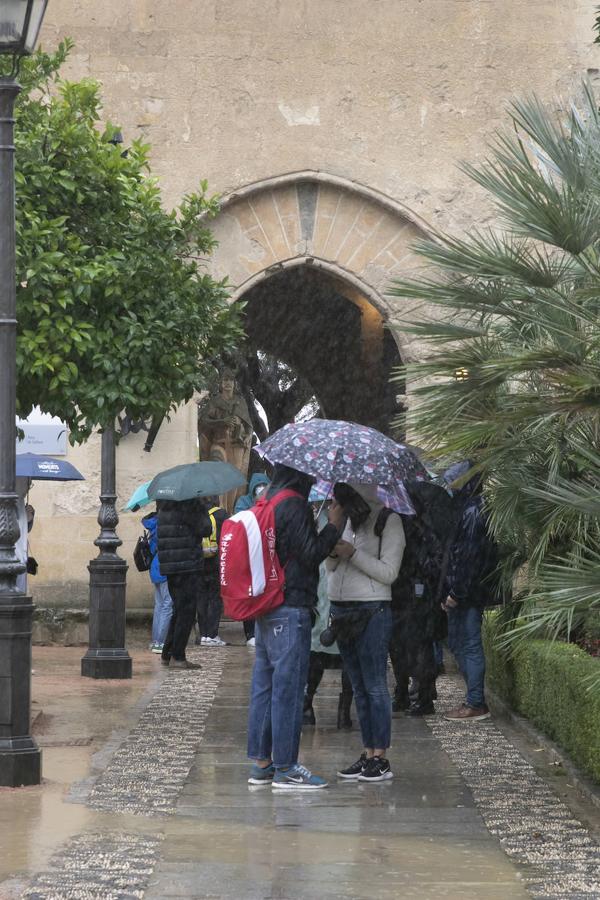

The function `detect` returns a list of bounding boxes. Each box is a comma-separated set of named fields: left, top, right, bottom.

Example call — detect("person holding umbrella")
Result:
left=148, top=462, right=245, bottom=670
left=327, top=483, right=405, bottom=782
left=14, top=453, right=86, bottom=594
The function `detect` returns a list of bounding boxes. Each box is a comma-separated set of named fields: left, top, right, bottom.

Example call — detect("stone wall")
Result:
left=26, top=0, right=598, bottom=615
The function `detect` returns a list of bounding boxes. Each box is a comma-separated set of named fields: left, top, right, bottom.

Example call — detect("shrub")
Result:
left=484, top=613, right=600, bottom=783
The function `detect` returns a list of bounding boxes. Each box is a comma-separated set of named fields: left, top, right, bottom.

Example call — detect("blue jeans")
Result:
left=332, top=602, right=392, bottom=750
left=247, top=605, right=312, bottom=768
left=447, top=605, right=486, bottom=708
left=151, top=580, right=173, bottom=645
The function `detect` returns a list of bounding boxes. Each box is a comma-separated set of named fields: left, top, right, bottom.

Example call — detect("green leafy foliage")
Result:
left=484, top=614, right=600, bottom=783
left=388, top=86, right=600, bottom=659
left=5, top=41, right=242, bottom=441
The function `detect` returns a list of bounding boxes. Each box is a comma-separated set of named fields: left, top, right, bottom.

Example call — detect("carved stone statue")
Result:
left=197, top=369, right=253, bottom=511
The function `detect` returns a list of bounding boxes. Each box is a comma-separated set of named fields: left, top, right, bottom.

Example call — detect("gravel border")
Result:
left=428, top=678, right=600, bottom=899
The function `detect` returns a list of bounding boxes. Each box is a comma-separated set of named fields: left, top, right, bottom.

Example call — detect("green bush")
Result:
left=483, top=613, right=600, bottom=784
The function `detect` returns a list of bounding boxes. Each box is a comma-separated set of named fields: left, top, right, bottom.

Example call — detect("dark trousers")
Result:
left=305, top=651, right=353, bottom=702
left=390, top=612, right=437, bottom=706
left=332, top=602, right=392, bottom=750
left=243, top=618, right=255, bottom=640
left=162, top=573, right=199, bottom=662
left=196, top=569, right=222, bottom=638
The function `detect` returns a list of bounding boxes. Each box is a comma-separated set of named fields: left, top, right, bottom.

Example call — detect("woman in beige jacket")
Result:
left=327, top=483, right=405, bottom=783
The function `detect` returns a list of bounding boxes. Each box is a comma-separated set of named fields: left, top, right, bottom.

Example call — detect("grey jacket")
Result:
left=326, top=487, right=405, bottom=603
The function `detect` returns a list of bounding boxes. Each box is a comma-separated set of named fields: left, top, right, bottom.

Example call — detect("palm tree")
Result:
left=388, top=85, right=600, bottom=686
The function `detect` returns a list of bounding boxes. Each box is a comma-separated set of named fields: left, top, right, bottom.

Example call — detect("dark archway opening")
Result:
left=235, top=266, right=405, bottom=437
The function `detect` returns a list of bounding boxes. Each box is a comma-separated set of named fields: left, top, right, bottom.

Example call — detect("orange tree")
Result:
left=7, top=40, right=242, bottom=442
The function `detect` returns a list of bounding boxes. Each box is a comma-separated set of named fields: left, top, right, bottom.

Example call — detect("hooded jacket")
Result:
left=326, top=484, right=406, bottom=604
left=267, top=463, right=340, bottom=608
left=233, top=473, right=270, bottom=513
left=443, top=462, right=493, bottom=607
left=156, top=498, right=212, bottom=576
left=141, top=511, right=166, bottom=585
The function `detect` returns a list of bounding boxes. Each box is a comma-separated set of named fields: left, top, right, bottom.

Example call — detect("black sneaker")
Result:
left=358, top=755, right=393, bottom=782
left=406, top=701, right=435, bottom=717
left=392, top=695, right=410, bottom=713
left=337, top=752, right=367, bottom=780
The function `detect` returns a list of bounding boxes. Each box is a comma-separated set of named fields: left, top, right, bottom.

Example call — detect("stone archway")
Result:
left=207, top=171, right=432, bottom=434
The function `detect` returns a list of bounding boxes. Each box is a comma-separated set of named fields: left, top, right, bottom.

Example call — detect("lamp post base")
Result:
left=81, top=647, right=132, bottom=680
left=0, top=596, right=41, bottom=786
left=81, top=553, right=132, bottom=680
left=0, top=736, right=41, bottom=787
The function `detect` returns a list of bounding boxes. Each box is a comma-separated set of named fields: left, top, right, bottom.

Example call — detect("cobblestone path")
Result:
left=21, top=648, right=225, bottom=899
left=22, top=832, right=163, bottom=900
left=427, top=680, right=600, bottom=899
left=15, top=637, right=600, bottom=900
left=88, top=651, right=225, bottom=816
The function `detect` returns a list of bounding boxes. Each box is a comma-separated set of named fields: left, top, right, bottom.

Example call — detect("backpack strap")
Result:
left=374, top=507, right=394, bottom=559
left=257, top=488, right=304, bottom=508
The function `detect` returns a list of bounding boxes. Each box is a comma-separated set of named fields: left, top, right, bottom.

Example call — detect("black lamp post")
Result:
left=0, top=0, right=49, bottom=788
left=80, top=424, right=132, bottom=679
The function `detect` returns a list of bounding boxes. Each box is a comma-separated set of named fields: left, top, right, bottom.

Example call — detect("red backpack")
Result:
left=219, top=489, right=302, bottom=620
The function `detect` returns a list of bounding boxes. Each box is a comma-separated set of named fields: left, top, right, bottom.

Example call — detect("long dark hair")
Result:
left=333, top=482, right=371, bottom=531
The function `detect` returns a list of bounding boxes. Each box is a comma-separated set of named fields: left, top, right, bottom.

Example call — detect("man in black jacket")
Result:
left=442, top=462, right=493, bottom=721
left=157, top=498, right=212, bottom=669
left=247, top=464, right=343, bottom=790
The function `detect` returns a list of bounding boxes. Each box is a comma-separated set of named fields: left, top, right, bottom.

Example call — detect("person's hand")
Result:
left=334, top=540, right=356, bottom=560
left=327, top=499, right=345, bottom=531
left=442, top=595, right=458, bottom=611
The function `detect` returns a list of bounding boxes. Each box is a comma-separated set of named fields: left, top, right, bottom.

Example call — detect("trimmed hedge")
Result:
left=483, top=614, right=600, bottom=784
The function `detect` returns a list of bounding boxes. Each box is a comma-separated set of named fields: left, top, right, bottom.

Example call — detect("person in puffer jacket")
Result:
left=157, top=498, right=212, bottom=669
left=327, top=482, right=405, bottom=784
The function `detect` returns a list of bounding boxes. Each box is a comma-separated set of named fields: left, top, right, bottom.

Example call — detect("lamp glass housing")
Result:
left=0, top=0, right=48, bottom=56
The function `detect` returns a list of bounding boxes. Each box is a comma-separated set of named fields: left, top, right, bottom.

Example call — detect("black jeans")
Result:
left=390, top=608, right=437, bottom=706
left=196, top=569, right=222, bottom=638
left=162, top=573, right=199, bottom=661
left=243, top=618, right=255, bottom=640
left=305, top=651, right=353, bottom=702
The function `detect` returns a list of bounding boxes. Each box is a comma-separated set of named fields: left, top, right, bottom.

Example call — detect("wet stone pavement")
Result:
left=2, top=623, right=599, bottom=900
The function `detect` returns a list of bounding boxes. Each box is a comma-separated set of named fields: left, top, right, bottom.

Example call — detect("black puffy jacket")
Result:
left=157, top=498, right=212, bottom=576
left=267, top=464, right=340, bottom=609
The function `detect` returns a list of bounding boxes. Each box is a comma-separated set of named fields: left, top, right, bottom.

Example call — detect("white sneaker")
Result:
left=246, top=637, right=256, bottom=648
left=200, top=636, right=208, bottom=645
left=211, top=636, right=227, bottom=647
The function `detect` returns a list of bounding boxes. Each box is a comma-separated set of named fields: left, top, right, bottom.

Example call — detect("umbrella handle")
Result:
left=316, top=483, right=333, bottom=520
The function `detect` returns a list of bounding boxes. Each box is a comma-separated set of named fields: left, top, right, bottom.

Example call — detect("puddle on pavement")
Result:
left=0, top=647, right=159, bottom=882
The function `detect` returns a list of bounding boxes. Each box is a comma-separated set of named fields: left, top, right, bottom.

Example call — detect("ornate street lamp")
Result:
left=80, top=422, right=132, bottom=680
left=0, top=0, right=49, bottom=787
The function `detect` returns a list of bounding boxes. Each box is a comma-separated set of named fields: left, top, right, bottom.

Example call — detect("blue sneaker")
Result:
left=272, top=764, right=328, bottom=790
left=247, top=762, right=275, bottom=786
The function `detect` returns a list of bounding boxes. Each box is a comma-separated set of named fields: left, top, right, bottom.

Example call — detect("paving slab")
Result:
left=2, top=626, right=599, bottom=899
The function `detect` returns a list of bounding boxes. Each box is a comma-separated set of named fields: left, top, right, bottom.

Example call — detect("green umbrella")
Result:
left=124, top=480, right=152, bottom=512
left=147, top=462, right=245, bottom=502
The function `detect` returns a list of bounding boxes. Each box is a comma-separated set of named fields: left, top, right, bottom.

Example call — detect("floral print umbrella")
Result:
left=257, top=419, right=426, bottom=486
left=311, top=478, right=415, bottom=515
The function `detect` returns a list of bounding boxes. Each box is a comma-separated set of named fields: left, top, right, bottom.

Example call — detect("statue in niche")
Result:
left=197, top=368, right=253, bottom=510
